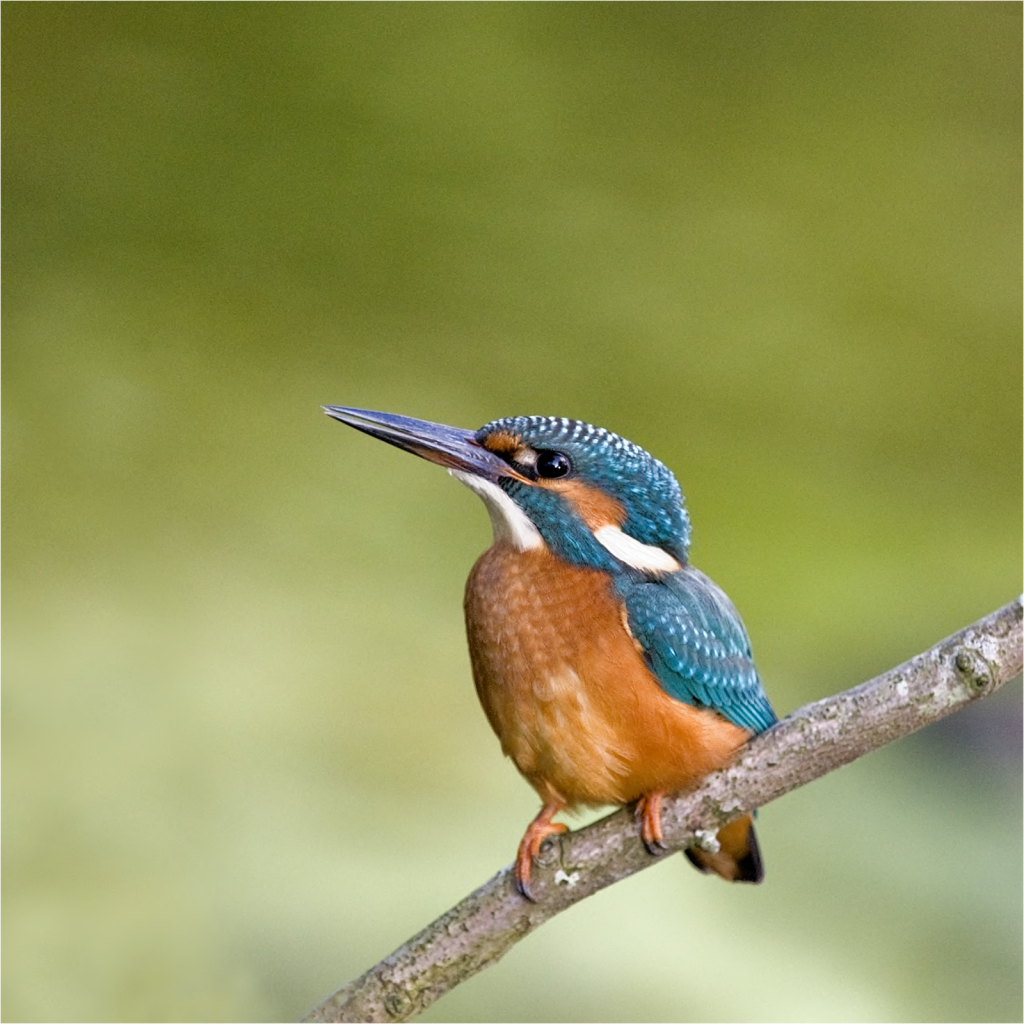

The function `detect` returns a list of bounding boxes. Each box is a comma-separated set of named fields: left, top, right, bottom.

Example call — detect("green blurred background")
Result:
left=4, top=4, right=1021, bottom=1021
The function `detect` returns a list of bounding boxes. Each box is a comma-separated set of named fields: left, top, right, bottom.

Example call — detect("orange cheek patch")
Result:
left=482, top=430, right=522, bottom=455
left=549, top=479, right=625, bottom=532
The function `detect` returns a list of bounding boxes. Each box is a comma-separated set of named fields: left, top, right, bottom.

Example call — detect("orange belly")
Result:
left=464, top=543, right=750, bottom=809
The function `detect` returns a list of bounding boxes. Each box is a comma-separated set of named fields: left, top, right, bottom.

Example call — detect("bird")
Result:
left=324, top=405, right=778, bottom=900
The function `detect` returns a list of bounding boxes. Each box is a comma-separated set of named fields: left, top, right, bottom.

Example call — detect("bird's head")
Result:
left=325, top=407, right=691, bottom=576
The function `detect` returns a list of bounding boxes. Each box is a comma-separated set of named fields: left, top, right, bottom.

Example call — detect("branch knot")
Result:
left=383, top=989, right=413, bottom=1020
left=953, top=648, right=994, bottom=695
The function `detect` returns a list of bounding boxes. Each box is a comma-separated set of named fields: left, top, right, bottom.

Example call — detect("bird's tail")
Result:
left=683, top=813, right=764, bottom=883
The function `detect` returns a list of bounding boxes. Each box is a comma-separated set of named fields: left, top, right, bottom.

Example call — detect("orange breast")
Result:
left=463, top=543, right=750, bottom=809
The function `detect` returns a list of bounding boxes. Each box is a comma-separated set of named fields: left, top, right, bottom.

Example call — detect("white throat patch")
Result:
left=593, top=524, right=681, bottom=574
left=449, top=471, right=544, bottom=551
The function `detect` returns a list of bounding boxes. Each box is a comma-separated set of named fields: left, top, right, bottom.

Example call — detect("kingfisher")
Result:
left=324, top=406, right=778, bottom=900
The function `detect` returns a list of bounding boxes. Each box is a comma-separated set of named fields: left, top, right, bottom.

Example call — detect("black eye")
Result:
left=535, top=450, right=571, bottom=479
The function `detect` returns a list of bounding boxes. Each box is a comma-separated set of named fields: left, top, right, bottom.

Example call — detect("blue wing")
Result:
left=618, top=567, right=777, bottom=734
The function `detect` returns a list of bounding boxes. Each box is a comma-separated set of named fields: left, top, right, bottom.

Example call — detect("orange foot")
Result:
left=515, top=803, right=568, bottom=901
left=635, top=791, right=667, bottom=855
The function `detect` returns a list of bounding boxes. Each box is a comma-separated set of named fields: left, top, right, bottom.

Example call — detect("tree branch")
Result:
left=303, top=599, right=1023, bottom=1024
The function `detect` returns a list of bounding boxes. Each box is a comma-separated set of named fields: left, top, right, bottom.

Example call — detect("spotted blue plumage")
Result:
left=477, top=415, right=777, bottom=735
left=619, top=569, right=777, bottom=734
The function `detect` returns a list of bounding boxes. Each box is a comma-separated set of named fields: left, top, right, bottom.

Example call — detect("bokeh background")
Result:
left=4, top=5, right=1021, bottom=1022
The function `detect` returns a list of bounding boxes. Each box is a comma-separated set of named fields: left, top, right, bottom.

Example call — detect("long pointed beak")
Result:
left=323, top=406, right=525, bottom=483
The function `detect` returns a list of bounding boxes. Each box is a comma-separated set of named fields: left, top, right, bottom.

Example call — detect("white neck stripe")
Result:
left=594, top=524, right=680, bottom=574
left=449, top=471, right=544, bottom=551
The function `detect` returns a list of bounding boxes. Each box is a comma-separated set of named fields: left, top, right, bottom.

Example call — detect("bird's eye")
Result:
left=535, top=450, right=571, bottom=479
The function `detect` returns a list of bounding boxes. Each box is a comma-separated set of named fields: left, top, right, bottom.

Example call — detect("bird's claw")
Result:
left=643, top=834, right=669, bottom=857
left=513, top=869, right=536, bottom=902
left=515, top=804, right=568, bottom=901
left=635, top=791, right=668, bottom=856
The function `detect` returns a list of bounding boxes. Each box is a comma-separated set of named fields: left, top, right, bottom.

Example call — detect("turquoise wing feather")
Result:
left=619, top=567, right=778, bottom=734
